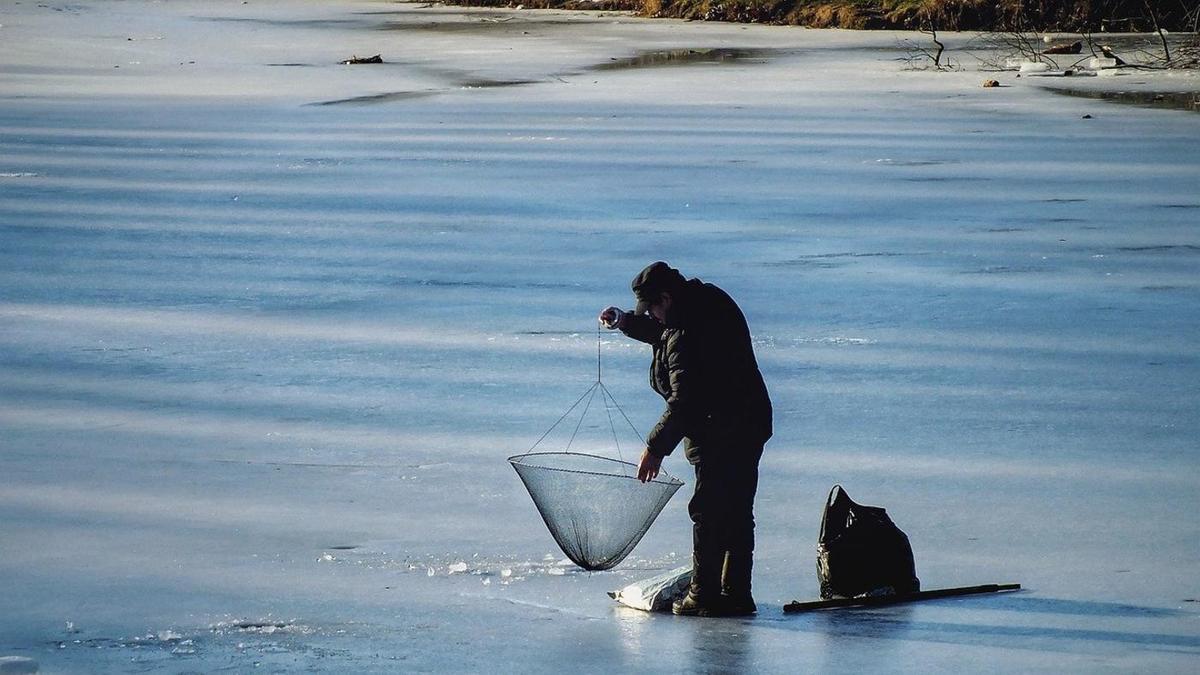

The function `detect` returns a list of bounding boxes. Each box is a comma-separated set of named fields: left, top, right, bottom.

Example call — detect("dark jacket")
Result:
left=622, top=278, right=772, bottom=463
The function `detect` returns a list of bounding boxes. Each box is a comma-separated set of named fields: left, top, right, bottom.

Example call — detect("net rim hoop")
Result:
left=507, top=451, right=684, bottom=487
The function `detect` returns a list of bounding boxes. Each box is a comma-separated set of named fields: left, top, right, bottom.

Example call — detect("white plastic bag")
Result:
left=608, top=565, right=692, bottom=612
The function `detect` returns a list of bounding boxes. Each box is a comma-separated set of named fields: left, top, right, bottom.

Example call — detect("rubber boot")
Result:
left=719, top=551, right=757, bottom=616
left=672, top=551, right=724, bottom=616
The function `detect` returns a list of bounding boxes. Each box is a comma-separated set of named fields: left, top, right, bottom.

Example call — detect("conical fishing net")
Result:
left=510, top=450, right=682, bottom=571
left=509, top=332, right=683, bottom=571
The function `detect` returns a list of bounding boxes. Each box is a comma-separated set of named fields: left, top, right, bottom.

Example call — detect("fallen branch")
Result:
left=341, top=54, right=383, bottom=65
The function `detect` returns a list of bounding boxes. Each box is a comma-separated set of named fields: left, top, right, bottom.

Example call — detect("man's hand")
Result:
left=637, top=447, right=662, bottom=483
left=599, top=306, right=626, bottom=330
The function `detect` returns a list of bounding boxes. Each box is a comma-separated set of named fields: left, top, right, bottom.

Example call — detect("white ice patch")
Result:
left=0, top=656, right=39, bottom=675
left=808, top=336, right=874, bottom=346
left=211, top=620, right=309, bottom=636
left=756, top=335, right=875, bottom=348
left=336, top=552, right=667, bottom=584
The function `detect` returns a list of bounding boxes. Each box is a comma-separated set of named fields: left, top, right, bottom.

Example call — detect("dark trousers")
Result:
left=688, top=443, right=764, bottom=555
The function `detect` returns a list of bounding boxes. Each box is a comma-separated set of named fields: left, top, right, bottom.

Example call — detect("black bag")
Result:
left=816, top=485, right=920, bottom=599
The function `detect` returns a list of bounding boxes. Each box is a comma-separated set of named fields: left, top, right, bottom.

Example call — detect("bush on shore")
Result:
left=438, top=0, right=1199, bottom=32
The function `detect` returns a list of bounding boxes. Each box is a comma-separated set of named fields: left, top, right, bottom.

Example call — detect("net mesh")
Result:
left=509, top=452, right=683, bottom=571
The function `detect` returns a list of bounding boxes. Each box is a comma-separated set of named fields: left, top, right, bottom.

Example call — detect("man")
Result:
left=599, top=262, right=772, bottom=617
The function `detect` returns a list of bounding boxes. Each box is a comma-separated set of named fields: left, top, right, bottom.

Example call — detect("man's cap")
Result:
left=631, top=261, right=686, bottom=314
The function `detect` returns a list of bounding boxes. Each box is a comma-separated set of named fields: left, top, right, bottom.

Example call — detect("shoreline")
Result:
left=433, top=0, right=1200, bottom=32
left=0, top=1, right=1195, bottom=114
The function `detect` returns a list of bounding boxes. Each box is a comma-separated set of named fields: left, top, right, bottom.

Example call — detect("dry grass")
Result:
left=436, top=0, right=1200, bottom=38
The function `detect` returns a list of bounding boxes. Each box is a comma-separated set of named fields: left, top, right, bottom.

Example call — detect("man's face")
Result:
left=647, top=292, right=672, bottom=325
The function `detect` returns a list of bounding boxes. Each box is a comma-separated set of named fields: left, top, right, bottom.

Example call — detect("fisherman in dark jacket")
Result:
left=600, top=262, right=772, bottom=617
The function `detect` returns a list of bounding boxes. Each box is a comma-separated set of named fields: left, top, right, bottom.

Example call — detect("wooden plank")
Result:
left=783, top=583, right=1021, bottom=613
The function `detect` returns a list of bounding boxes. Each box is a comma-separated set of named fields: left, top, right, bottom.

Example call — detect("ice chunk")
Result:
left=447, top=561, right=469, bottom=574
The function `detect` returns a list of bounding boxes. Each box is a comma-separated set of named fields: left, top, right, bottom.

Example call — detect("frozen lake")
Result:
left=1, top=1, right=1198, bottom=672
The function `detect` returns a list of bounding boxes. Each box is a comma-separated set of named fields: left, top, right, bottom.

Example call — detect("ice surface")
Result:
left=1, top=0, right=1198, bottom=672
